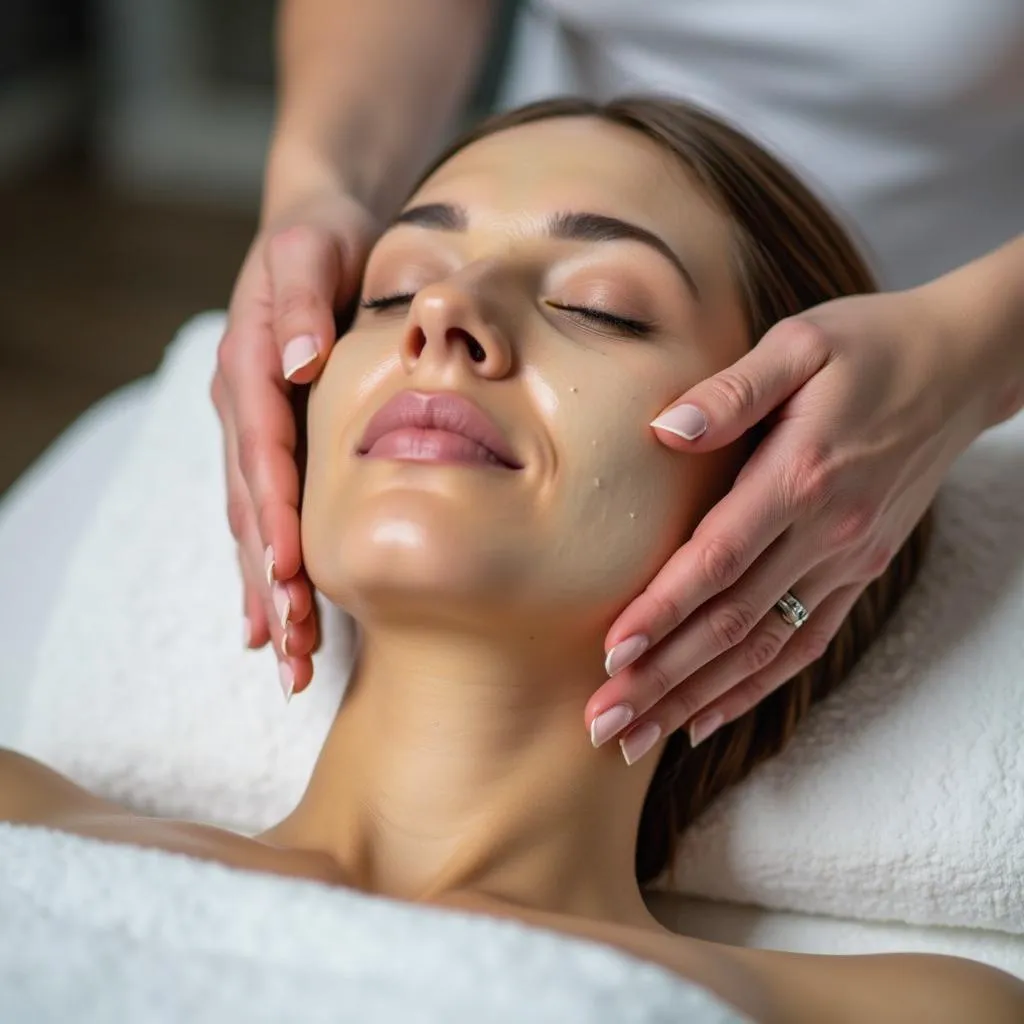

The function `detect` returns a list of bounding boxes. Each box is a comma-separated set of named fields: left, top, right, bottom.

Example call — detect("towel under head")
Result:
left=14, top=312, right=1024, bottom=935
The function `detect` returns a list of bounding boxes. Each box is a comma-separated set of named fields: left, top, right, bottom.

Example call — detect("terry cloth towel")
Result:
left=0, top=823, right=752, bottom=1024
left=15, top=312, right=1024, bottom=935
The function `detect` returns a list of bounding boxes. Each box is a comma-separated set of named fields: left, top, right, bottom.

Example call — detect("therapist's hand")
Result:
left=585, top=285, right=997, bottom=763
left=211, top=188, right=376, bottom=700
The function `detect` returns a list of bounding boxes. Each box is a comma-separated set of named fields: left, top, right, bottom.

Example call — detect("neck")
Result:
left=270, top=619, right=666, bottom=929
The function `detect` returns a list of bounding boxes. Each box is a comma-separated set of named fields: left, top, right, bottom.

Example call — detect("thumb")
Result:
left=265, top=223, right=346, bottom=384
left=650, top=319, right=828, bottom=451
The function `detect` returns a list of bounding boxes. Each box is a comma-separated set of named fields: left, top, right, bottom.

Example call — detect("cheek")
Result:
left=301, top=352, right=368, bottom=594
left=537, top=373, right=739, bottom=610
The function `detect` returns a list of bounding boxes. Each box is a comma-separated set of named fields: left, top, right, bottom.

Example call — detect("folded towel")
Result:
left=15, top=313, right=1024, bottom=934
left=0, top=824, right=749, bottom=1024
left=659, top=403, right=1024, bottom=934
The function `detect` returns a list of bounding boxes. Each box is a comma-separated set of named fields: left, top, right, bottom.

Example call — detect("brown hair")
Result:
left=318, top=97, right=933, bottom=886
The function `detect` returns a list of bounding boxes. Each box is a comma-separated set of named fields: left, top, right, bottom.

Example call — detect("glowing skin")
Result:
left=274, top=117, right=751, bottom=930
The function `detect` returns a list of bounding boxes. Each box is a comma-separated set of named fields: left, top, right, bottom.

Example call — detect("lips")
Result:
left=357, top=391, right=522, bottom=469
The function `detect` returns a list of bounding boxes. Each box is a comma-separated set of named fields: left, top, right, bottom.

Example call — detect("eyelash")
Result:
left=359, top=292, right=654, bottom=338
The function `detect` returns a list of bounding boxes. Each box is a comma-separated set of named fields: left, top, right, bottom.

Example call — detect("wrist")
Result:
left=913, top=239, right=1024, bottom=433
left=265, top=113, right=423, bottom=228
left=261, top=134, right=354, bottom=226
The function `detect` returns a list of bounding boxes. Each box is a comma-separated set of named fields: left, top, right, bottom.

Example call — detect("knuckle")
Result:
left=257, top=503, right=281, bottom=548
left=707, top=369, right=758, bottom=416
left=268, top=222, right=328, bottom=261
left=740, top=670, right=783, bottom=706
left=667, top=689, right=702, bottom=726
left=216, top=331, right=238, bottom=378
left=647, top=587, right=686, bottom=631
left=861, top=540, right=896, bottom=580
left=645, top=660, right=677, bottom=704
left=786, top=446, right=838, bottom=512
left=744, top=628, right=785, bottom=675
left=780, top=318, right=830, bottom=359
left=237, top=425, right=260, bottom=481
left=706, top=600, right=758, bottom=652
left=825, top=497, right=880, bottom=550
left=796, top=627, right=833, bottom=664
left=700, top=535, right=746, bottom=590
left=226, top=496, right=247, bottom=540
left=209, top=371, right=225, bottom=412
left=276, top=284, right=320, bottom=325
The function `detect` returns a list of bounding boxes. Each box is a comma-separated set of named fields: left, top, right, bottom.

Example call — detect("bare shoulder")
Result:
left=0, top=748, right=349, bottom=885
left=725, top=944, right=1024, bottom=1024
left=0, top=747, right=124, bottom=824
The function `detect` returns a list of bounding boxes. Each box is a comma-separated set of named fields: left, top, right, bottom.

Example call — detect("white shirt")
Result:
left=497, top=0, right=1024, bottom=289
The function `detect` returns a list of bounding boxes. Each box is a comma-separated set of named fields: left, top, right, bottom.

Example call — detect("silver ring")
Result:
left=775, top=590, right=809, bottom=629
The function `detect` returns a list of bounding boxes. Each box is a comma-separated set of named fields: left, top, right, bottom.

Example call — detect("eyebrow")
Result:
left=390, top=202, right=700, bottom=298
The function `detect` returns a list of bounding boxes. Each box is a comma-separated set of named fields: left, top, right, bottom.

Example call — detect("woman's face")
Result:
left=303, top=116, right=750, bottom=636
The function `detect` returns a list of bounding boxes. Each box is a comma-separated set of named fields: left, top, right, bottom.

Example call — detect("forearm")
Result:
left=920, top=233, right=1024, bottom=432
left=265, top=0, right=497, bottom=225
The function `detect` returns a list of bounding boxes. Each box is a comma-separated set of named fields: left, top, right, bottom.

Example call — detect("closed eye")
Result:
left=359, top=293, right=655, bottom=338
left=360, top=292, right=416, bottom=311
left=547, top=303, right=654, bottom=338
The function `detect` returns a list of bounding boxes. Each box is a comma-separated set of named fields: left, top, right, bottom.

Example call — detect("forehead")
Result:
left=412, top=116, right=732, bottom=257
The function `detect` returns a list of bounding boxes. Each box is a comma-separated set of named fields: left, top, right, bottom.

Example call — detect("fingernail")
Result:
left=650, top=403, right=707, bottom=440
left=604, top=635, right=649, bottom=677
left=243, top=616, right=252, bottom=649
left=265, top=545, right=275, bottom=587
left=281, top=631, right=291, bottom=659
left=282, top=335, right=319, bottom=380
left=620, top=722, right=662, bottom=766
left=590, top=703, right=635, bottom=747
left=689, top=712, right=724, bottom=748
left=278, top=661, right=294, bottom=703
left=272, top=583, right=291, bottom=628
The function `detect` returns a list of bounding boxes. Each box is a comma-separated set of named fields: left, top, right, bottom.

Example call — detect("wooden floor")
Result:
left=0, top=164, right=257, bottom=498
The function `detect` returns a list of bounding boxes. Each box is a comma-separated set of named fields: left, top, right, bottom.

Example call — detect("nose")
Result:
left=400, top=272, right=513, bottom=379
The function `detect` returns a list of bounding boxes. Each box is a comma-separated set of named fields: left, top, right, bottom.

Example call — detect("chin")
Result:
left=304, top=499, right=530, bottom=626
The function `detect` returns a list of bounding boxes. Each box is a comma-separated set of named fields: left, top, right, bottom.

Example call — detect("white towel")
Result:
left=15, top=312, right=1024, bottom=935
left=0, top=823, right=749, bottom=1023
left=660, top=407, right=1024, bottom=935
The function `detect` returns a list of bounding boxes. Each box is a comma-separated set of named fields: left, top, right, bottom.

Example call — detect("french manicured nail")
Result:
left=282, top=334, right=319, bottom=380
left=650, top=403, right=707, bottom=440
left=604, top=635, right=649, bottom=677
left=590, top=703, right=635, bottom=747
left=620, top=722, right=662, bottom=766
left=265, top=545, right=275, bottom=587
left=689, top=712, right=724, bottom=748
left=272, top=583, right=291, bottom=628
left=243, top=616, right=252, bottom=649
left=278, top=661, right=294, bottom=703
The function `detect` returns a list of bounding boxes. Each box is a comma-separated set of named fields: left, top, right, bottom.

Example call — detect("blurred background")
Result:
left=0, top=0, right=518, bottom=498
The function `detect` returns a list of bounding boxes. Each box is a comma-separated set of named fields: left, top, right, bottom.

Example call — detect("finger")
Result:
left=266, top=224, right=344, bottom=384
left=230, top=331, right=304, bottom=585
left=590, top=540, right=831, bottom=744
left=605, top=434, right=800, bottom=658
left=278, top=613, right=317, bottom=661
left=218, top=379, right=271, bottom=648
left=268, top=575, right=315, bottom=631
left=277, top=653, right=314, bottom=704
left=649, top=318, right=828, bottom=452
left=638, top=571, right=839, bottom=741
left=243, top=555, right=270, bottom=649
left=268, top=609, right=317, bottom=702
left=680, top=582, right=864, bottom=747
left=610, top=529, right=830, bottom=724
left=613, top=579, right=861, bottom=764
